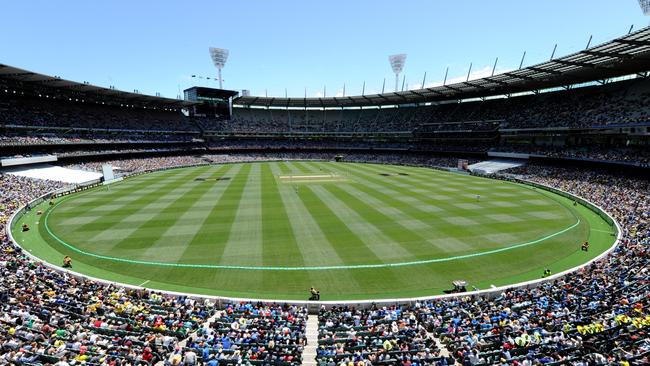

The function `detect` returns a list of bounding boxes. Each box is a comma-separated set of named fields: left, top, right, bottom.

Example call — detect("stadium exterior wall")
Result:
left=7, top=161, right=622, bottom=313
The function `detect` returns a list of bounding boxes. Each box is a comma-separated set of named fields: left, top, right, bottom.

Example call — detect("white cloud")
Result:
left=409, top=65, right=514, bottom=90
left=312, top=88, right=346, bottom=98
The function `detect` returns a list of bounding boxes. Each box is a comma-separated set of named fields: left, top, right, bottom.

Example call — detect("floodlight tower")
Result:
left=388, top=54, right=407, bottom=92
left=640, top=0, right=650, bottom=14
left=209, top=47, right=229, bottom=89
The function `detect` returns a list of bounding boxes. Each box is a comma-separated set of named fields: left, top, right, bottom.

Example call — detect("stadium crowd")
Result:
left=317, top=305, right=447, bottom=365
left=205, top=140, right=497, bottom=154
left=3, top=79, right=650, bottom=168
left=183, top=303, right=307, bottom=365
left=489, top=146, right=650, bottom=167
left=67, top=153, right=474, bottom=176
left=199, top=78, right=650, bottom=133
left=0, top=135, right=196, bottom=146
left=0, top=95, right=196, bottom=132
left=1, top=134, right=648, bottom=167
left=3, top=76, right=650, bottom=138
left=69, top=156, right=210, bottom=174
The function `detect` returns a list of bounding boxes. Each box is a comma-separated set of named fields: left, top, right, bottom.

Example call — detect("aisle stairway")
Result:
left=302, top=315, right=319, bottom=365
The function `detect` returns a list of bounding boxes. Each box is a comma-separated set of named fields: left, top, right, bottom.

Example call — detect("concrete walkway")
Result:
left=302, top=315, right=319, bottom=365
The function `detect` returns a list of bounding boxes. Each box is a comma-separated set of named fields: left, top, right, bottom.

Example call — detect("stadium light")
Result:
left=388, top=54, right=407, bottom=92
left=209, top=47, right=229, bottom=89
left=640, top=0, right=650, bottom=15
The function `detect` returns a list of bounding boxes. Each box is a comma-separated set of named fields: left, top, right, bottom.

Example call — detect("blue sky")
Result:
left=0, top=0, right=647, bottom=98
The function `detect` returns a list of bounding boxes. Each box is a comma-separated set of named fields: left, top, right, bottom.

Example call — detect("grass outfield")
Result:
left=13, top=161, right=617, bottom=300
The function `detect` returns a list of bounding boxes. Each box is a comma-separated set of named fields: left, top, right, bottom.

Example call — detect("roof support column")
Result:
left=550, top=44, right=557, bottom=61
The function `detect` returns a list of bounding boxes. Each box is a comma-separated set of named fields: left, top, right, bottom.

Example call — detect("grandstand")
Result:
left=1, top=17, right=649, bottom=366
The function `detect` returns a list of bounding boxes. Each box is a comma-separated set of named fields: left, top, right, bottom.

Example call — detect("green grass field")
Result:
left=12, top=161, right=617, bottom=300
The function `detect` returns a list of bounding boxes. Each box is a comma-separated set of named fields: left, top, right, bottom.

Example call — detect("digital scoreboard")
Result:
left=183, top=86, right=239, bottom=118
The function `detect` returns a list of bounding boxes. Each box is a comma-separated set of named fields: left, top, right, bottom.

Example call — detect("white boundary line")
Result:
left=138, top=279, right=151, bottom=287
left=6, top=160, right=622, bottom=310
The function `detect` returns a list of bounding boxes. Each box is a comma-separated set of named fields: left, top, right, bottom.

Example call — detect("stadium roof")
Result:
left=234, top=26, right=650, bottom=108
left=0, top=64, right=196, bottom=108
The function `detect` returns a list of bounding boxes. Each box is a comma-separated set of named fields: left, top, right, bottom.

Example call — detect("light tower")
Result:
left=388, top=54, right=407, bottom=92
left=209, top=47, right=229, bottom=89
left=640, top=0, right=650, bottom=14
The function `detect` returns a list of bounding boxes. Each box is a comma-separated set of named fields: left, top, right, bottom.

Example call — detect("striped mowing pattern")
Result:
left=42, top=161, right=591, bottom=299
left=49, top=161, right=576, bottom=266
